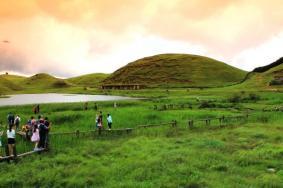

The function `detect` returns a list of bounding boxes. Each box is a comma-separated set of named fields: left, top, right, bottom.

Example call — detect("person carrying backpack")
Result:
left=38, top=120, right=48, bottom=149
left=7, top=112, right=15, bottom=127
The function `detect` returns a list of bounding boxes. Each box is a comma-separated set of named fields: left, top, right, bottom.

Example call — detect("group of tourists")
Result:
left=95, top=111, right=113, bottom=131
left=0, top=112, right=52, bottom=158
left=23, top=115, right=51, bottom=151
left=1, top=103, right=116, bottom=158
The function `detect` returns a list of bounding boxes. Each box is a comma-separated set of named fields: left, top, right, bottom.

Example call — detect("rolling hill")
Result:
left=0, top=73, right=71, bottom=94
left=0, top=74, right=26, bottom=94
left=67, top=73, right=109, bottom=87
left=242, top=57, right=283, bottom=88
left=102, top=54, right=247, bottom=88
left=23, top=73, right=71, bottom=89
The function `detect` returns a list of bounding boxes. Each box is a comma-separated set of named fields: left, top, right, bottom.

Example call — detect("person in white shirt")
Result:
left=107, top=114, right=112, bottom=130
left=7, top=125, right=16, bottom=157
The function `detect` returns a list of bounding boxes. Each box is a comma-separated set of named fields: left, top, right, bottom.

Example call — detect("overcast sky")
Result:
left=0, top=0, right=283, bottom=77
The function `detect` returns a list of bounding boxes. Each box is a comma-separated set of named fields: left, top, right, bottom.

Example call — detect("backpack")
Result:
left=15, top=117, right=20, bottom=124
left=8, top=114, right=14, bottom=123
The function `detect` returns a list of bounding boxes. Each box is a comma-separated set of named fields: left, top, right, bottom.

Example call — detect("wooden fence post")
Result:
left=76, top=130, right=80, bottom=138
left=188, top=120, right=194, bottom=129
left=171, top=120, right=177, bottom=127
left=205, top=119, right=211, bottom=126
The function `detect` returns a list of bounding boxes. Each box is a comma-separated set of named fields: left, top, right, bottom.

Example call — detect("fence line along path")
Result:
left=2, top=114, right=249, bottom=162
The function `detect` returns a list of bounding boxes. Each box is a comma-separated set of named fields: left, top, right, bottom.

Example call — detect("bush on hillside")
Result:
left=228, top=94, right=241, bottom=103
left=247, top=93, right=261, bottom=101
left=228, top=93, right=261, bottom=103
left=199, top=101, right=216, bottom=108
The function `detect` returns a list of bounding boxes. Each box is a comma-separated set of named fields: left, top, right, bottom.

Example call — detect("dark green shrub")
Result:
left=248, top=93, right=261, bottom=101
left=228, top=94, right=241, bottom=103
left=198, top=101, right=216, bottom=108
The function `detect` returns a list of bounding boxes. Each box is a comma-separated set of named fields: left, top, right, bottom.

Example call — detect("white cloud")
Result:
left=231, top=32, right=283, bottom=71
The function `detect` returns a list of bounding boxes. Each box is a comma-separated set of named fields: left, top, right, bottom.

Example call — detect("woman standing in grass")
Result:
left=7, top=125, right=16, bottom=157
left=31, top=124, right=40, bottom=151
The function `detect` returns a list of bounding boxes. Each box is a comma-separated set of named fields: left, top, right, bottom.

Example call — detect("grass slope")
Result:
left=67, top=73, right=109, bottom=87
left=0, top=75, right=25, bottom=94
left=241, top=62, right=283, bottom=89
left=23, top=73, right=71, bottom=89
left=103, top=54, right=247, bottom=88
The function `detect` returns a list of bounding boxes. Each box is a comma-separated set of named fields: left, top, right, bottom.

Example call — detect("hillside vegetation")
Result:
left=1, top=54, right=282, bottom=94
left=0, top=73, right=107, bottom=94
left=67, top=73, right=109, bottom=87
left=23, top=73, right=71, bottom=89
left=0, top=75, right=25, bottom=94
left=0, top=73, right=72, bottom=94
left=103, top=54, right=247, bottom=88
left=240, top=58, right=283, bottom=88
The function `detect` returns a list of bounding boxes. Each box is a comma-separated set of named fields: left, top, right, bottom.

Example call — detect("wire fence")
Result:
left=0, top=113, right=258, bottom=162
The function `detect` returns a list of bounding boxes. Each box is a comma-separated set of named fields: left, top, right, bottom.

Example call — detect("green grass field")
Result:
left=0, top=87, right=282, bottom=187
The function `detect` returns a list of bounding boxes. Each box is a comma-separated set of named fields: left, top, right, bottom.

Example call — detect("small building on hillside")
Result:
left=101, top=84, right=145, bottom=90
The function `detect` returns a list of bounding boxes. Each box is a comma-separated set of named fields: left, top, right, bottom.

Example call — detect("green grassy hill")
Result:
left=0, top=73, right=72, bottom=94
left=23, top=73, right=71, bottom=89
left=67, top=73, right=109, bottom=87
left=103, top=54, right=247, bottom=88
left=0, top=75, right=25, bottom=94
left=241, top=58, right=283, bottom=89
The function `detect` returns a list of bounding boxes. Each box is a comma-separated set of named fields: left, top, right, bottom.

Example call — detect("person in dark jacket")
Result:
left=38, top=120, right=48, bottom=148
left=44, top=117, right=51, bottom=149
left=7, top=112, right=15, bottom=127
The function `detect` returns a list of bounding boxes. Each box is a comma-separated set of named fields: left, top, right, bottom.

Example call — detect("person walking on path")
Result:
left=7, top=125, right=16, bottom=157
left=14, top=115, right=21, bottom=131
left=31, top=124, right=40, bottom=151
left=107, top=114, right=112, bottom=130
left=7, top=112, right=14, bottom=127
